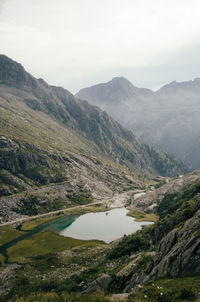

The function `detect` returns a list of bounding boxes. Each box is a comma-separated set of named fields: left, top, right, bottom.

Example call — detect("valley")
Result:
left=0, top=55, right=199, bottom=302
left=0, top=170, right=200, bottom=301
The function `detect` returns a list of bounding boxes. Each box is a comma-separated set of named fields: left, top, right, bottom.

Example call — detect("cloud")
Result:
left=0, top=0, right=6, bottom=13
left=1, top=0, right=200, bottom=92
left=0, top=0, right=12, bottom=14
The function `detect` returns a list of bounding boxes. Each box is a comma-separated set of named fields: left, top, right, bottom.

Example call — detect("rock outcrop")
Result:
left=125, top=209, right=200, bottom=292
left=85, top=274, right=112, bottom=293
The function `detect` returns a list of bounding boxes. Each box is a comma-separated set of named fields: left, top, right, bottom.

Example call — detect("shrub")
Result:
left=107, top=231, right=150, bottom=260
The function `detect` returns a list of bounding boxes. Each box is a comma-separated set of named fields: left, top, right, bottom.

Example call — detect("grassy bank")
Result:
left=7, top=231, right=104, bottom=263
left=21, top=216, right=61, bottom=231
left=0, top=227, right=25, bottom=245
left=127, top=206, right=158, bottom=222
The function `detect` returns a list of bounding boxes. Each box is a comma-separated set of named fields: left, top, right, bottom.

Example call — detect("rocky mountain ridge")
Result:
left=0, top=55, right=187, bottom=221
left=76, top=77, right=200, bottom=169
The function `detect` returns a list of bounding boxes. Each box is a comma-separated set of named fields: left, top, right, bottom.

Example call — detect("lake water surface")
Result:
left=0, top=208, right=153, bottom=264
left=59, top=208, right=153, bottom=243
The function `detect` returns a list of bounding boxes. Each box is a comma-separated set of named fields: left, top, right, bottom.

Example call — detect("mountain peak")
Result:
left=0, top=54, right=38, bottom=91
left=109, top=77, right=137, bottom=91
left=76, top=76, right=153, bottom=107
left=157, top=78, right=200, bottom=95
left=111, top=76, right=131, bottom=83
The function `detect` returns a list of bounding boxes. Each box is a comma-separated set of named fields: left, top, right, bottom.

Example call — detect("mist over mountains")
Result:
left=76, top=77, right=200, bottom=169
left=0, top=54, right=188, bottom=221
left=0, top=55, right=200, bottom=301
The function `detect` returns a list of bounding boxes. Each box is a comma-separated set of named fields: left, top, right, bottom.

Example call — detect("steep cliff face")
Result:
left=0, top=137, right=51, bottom=174
left=0, top=55, right=187, bottom=180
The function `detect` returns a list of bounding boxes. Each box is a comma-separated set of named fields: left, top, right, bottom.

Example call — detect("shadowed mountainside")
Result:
left=0, top=55, right=187, bottom=222
left=76, top=77, right=200, bottom=169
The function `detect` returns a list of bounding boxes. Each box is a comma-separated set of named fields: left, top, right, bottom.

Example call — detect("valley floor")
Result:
left=0, top=172, right=200, bottom=301
left=0, top=188, right=145, bottom=227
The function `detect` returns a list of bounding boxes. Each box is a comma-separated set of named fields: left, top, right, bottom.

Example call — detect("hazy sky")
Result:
left=1, top=0, right=200, bottom=92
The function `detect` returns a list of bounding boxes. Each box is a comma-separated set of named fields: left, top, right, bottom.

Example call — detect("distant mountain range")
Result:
left=76, top=77, right=200, bottom=169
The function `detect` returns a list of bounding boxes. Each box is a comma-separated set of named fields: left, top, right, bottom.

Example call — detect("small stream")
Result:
left=0, top=202, right=153, bottom=264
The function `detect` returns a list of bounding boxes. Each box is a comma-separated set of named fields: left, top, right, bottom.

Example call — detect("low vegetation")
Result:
left=7, top=276, right=200, bottom=302
left=107, top=229, right=151, bottom=260
left=7, top=231, right=104, bottom=263
left=0, top=227, right=24, bottom=245
left=21, top=216, right=60, bottom=231
left=0, top=177, right=200, bottom=301
left=127, top=206, right=158, bottom=222
left=15, top=292, right=112, bottom=302
left=130, top=276, right=200, bottom=302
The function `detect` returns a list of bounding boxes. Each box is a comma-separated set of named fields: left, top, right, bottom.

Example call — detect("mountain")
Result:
left=76, top=77, right=200, bottom=169
left=0, top=55, right=187, bottom=222
left=76, top=77, right=153, bottom=105
left=76, top=77, right=153, bottom=127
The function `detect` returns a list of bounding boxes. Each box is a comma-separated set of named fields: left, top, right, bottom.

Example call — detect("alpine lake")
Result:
left=59, top=207, right=153, bottom=243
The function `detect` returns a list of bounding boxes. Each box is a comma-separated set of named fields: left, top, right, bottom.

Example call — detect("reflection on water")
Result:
left=59, top=207, right=153, bottom=243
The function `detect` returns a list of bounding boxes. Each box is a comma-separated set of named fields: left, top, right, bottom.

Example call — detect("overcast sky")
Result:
left=1, top=0, right=200, bottom=92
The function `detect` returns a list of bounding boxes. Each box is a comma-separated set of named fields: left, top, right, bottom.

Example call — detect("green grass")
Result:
left=130, top=276, right=200, bottom=302
left=127, top=206, right=158, bottom=222
left=70, top=204, right=111, bottom=215
left=0, top=226, right=25, bottom=245
left=21, top=216, right=60, bottom=231
left=11, top=276, right=200, bottom=302
left=7, top=231, right=104, bottom=263
left=15, top=292, right=112, bottom=302
left=0, top=254, right=5, bottom=266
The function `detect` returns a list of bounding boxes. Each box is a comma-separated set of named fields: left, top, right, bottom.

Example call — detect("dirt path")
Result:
left=0, top=189, right=143, bottom=228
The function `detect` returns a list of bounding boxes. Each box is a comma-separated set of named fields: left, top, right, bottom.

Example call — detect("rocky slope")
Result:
left=101, top=170, right=200, bottom=294
left=68, top=171, right=199, bottom=296
left=76, top=77, right=200, bottom=169
left=0, top=55, right=187, bottom=221
left=1, top=170, right=199, bottom=301
left=124, top=177, right=200, bottom=292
